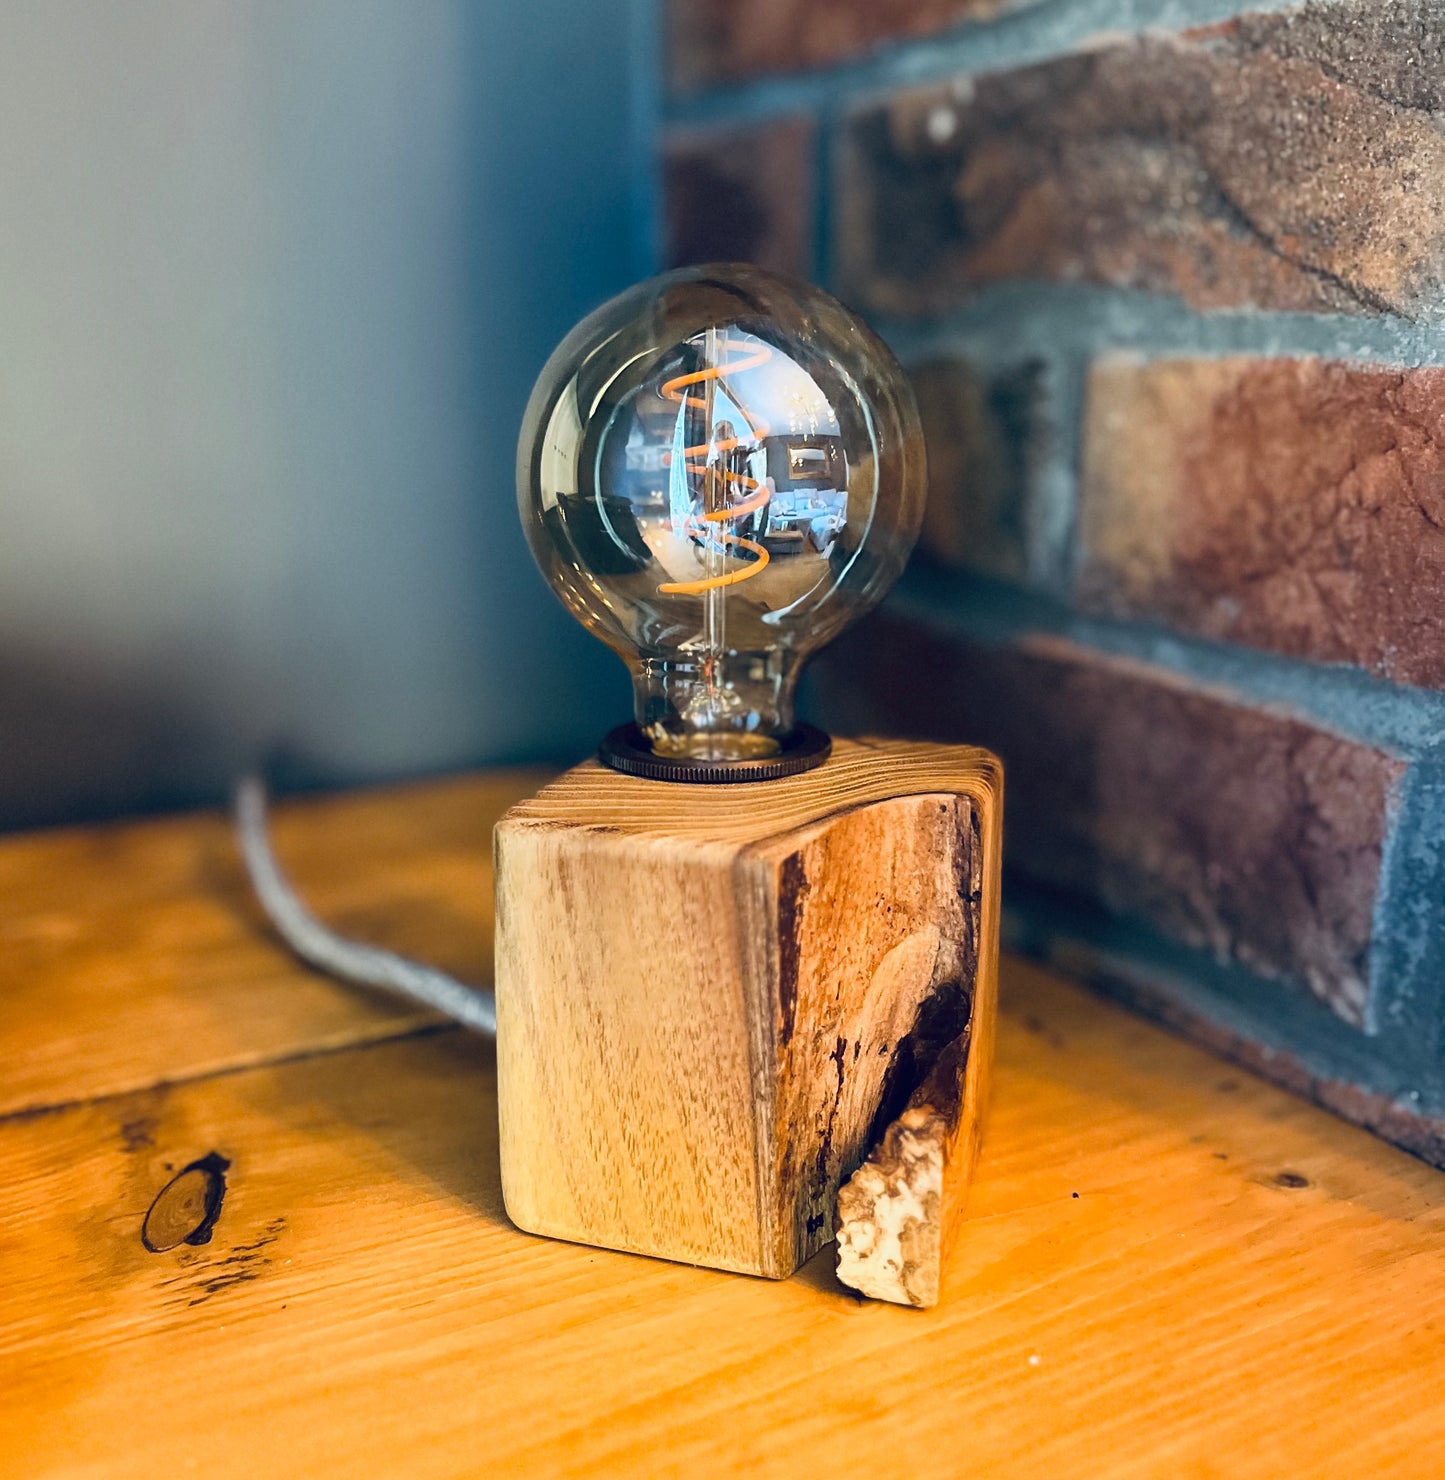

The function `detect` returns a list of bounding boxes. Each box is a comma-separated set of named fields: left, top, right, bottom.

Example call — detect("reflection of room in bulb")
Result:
left=658, top=331, right=779, bottom=757
left=518, top=264, right=924, bottom=775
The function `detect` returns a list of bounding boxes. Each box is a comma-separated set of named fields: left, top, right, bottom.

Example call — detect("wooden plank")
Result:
left=0, top=771, right=546, bottom=1116
left=5, top=957, right=1445, bottom=1478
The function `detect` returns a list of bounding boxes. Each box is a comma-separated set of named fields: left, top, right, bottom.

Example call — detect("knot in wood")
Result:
left=141, top=1152, right=230, bottom=1253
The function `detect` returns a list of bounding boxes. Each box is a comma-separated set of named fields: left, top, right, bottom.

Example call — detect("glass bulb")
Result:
left=517, top=263, right=925, bottom=767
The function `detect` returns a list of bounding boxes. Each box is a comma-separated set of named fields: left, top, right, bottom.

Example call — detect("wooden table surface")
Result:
left=4, top=773, right=1444, bottom=1478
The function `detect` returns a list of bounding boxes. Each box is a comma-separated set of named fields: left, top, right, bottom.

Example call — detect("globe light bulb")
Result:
left=517, top=263, right=925, bottom=780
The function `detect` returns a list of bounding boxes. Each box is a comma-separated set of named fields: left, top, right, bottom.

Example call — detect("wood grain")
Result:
left=7, top=962, right=1445, bottom=1478
left=6, top=774, right=1445, bottom=1478
left=494, top=740, right=1001, bottom=1280
left=0, top=771, right=543, bottom=1117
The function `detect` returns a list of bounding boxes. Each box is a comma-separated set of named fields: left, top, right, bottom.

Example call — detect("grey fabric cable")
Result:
left=233, top=775, right=497, bottom=1036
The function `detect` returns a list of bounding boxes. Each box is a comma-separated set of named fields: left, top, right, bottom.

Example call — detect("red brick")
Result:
left=838, top=0, right=1445, bottom=317
left=910, top=358, right=1040, bottom=581
left=1079, top=357, right=1445, bottom=689
left=664, top=118, right=814, bottom=279
left=820, top=615, right=1407, bottom=1024
left=667, top=0, right=1038, bottom=93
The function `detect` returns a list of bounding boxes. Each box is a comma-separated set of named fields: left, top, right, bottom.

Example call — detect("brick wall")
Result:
left=658, top=0, right=1445, bottom=1165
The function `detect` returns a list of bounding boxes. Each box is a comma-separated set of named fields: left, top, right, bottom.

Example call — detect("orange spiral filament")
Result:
left=656, top=340, right=773, bottom=597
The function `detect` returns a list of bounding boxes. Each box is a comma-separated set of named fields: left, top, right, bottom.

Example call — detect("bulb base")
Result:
left=597, top=722, right=832, bottom=784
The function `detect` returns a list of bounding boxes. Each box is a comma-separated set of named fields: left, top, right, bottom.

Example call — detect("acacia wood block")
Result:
left=493, top=738, right=1002, bottom=1283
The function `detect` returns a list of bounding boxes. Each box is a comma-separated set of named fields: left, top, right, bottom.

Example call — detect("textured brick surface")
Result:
left=664, top=118, right=815, bottom=279
left=910, top=358, right=1043, bottom=580
left=820, top=616, right=1407, bottom=1024
left=1079, top=356, right=1445, bottom=689
left=838, top=0, right=1445, bottom=317
left=667, top=0, right=1039, bottom=92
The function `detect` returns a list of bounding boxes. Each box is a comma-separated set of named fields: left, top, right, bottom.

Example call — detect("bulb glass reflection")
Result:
left=518, top=264, right=925, bottom=762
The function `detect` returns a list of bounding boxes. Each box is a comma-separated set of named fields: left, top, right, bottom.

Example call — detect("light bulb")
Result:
left=517, top=263, right=925, bottom=780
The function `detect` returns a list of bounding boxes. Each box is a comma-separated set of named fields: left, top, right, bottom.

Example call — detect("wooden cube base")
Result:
left=493, top=738, right=1002, bottom=1304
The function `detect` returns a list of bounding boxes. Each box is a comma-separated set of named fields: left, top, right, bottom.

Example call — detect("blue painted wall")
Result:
left=0, top=0, right=653, bottom=829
